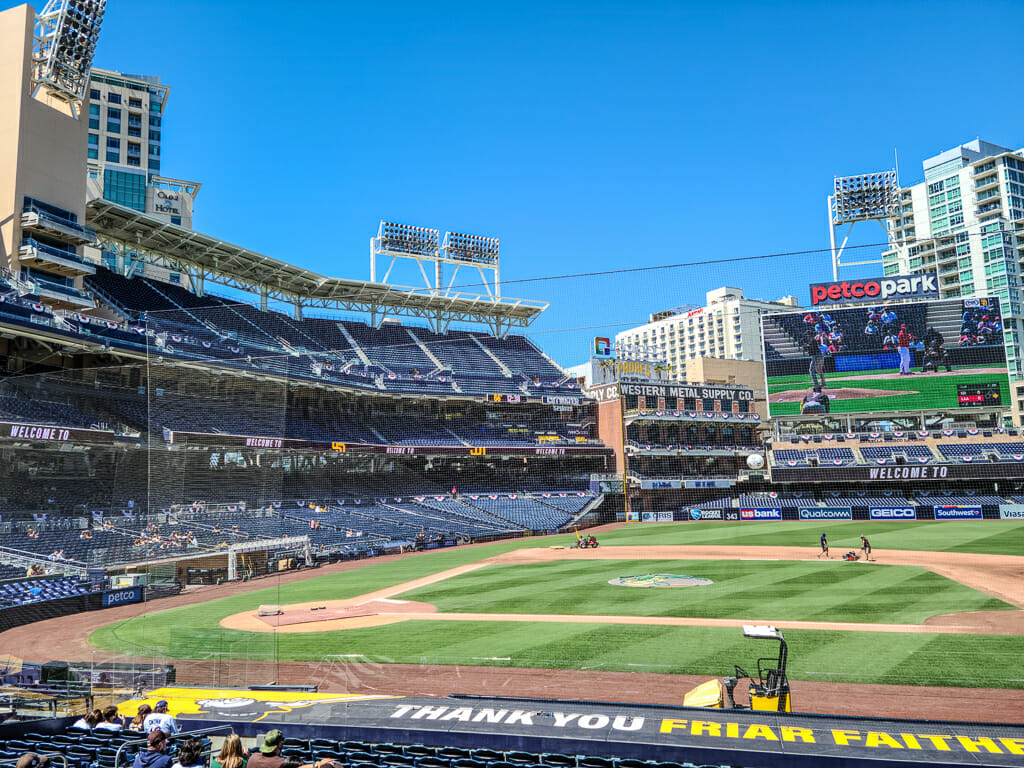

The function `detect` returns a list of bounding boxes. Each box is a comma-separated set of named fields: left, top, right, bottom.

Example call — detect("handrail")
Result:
left=114, top=724, right=236, bottom=768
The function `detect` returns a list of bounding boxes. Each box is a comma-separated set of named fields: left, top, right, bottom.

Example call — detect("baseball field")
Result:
left=83, top=520, right=1024, bottom=696
left=766, top=366, right=1011, bottom=416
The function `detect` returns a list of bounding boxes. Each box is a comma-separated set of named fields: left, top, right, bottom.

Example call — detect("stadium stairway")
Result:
left=929, top=300, right=966, bottom=342
left=761, top=316, right=802, bottom=357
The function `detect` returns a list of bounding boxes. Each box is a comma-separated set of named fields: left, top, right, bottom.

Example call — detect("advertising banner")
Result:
left=685, top=479, right=734, bottom=489
left=763, top=296, right=1008, bottom=418
left=689, top=508, right=723, bottom=520
left=998, top=504, right=1024, bottom=520
left=809, top=274, right=938, bottom=307
left=869, top=506, right=917, bottom=520
left=102, top=586, right=143, bottom=607
left=933, top=505, right=983, bottom=520
left=798, top=506, right=852, bottom=520
left=740, top=507, right=782, bottom=521
left=625, top=510, right=640, bottom=522
left=640, top=479, right=682, bottom=489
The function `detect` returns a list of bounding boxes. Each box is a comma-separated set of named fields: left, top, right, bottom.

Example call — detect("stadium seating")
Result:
left=0, top=733, right=732, bottom=768
left=68, top=268, right=574, bottom=400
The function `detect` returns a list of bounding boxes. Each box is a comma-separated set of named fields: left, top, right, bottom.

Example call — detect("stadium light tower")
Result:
left=31, top=0, right=107, bottom=118
left=370, top=221, right=503, bottom=299
left=828, top=168, right=902, bottom=281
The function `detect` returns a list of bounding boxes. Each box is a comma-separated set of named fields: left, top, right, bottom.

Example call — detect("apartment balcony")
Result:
left=21, top=207, right=96, bottom=246
left=977, top=201, right=1003, bottom=218
left=974, top=175, right=999, bottom=193
left=18, top=239, right=95, bottom=277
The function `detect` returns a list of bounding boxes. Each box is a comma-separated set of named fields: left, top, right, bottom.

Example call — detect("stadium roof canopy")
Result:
left=85, top=200, right=548, bottom=335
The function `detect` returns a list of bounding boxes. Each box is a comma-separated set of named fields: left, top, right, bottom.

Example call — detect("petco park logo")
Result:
left=869, top=507, right=917, bottom=520
left=809, top=274, right=938, bottom=306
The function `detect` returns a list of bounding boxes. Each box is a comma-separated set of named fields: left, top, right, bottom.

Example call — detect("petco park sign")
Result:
left=809, top=273, right=938, bottom=306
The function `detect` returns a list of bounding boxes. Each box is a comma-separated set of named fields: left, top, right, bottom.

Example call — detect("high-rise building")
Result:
left=85, top=68, right=200, bottom=229
left=882, top=139, right=1024, bottom=415
left=615, top=287, right=799, bottom=380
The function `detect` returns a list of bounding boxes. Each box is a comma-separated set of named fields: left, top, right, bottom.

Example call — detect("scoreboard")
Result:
left=956, top=382, right=1002, bottom=408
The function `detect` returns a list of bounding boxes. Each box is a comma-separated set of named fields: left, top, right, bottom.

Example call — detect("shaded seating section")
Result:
left=0, top=394, right=95, bottom=428
left=913, top=494, right=1006, bottom=506
left=937, top=443, right=995, bottom=459
left=861, top=445, right=935, bottom=460
left=272, top=738, right=729, bottom=768
left=0, top=575, right=91, bottom=608
left=73, top=268, right=575, bottom=399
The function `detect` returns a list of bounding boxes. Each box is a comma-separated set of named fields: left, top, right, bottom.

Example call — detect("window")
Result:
left=108, top=93, right=121, bottom=104
left=88, top=134, right=98, bottom=147
left=87, top=148, right=98, bottom=159
left=105, top=136, right=120, bottom=162
left=89, top=103, right=99, bottom=115
left=107, top=107, right=121, bottom=120
left=102, top=169, right=146, bottom=211
left=89, top=117, right=99, bottom=130
left=89, top=88, right=100, bottom=100
left=129, top=98, right=142, bottom=109
left=149, top=115, right=161, bottom=127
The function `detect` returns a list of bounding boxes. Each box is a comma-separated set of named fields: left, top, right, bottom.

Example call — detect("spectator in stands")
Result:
left=212, top=734, right=248, bottom=768
left=15, top=754, right=50, bottom=768
left=26, top=527, right=39, bottom=539
left=23, top=583, right=43, bottom=601
left=881, top=307, right=898, bottom=334
left=80, top=529, right=92, bottom=540
left=143, top=700, right=179, bottom=735
left=71, top=708, right=103, bottom=730
left=247, top=730, right=286, bottom=768
left=95, top=705, right=125, bottom=731
left=129, top=704, right=152, bottom=731
left=133, top=730, right=172, bottom=768
left=170, top=737, right=205, bottom=768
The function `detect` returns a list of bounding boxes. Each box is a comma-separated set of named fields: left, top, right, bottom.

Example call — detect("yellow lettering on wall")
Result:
left=331, top=442, right=346, bottom=453
left=832, top=730, right=862, bottom=746
left=726, top=723, right=739, bottom=738
left=865, top=732, right=903, bottom=749
left=659, top=719, right=688, bottom=733
left=742, top=724, right=778, bottom=741
left=900, top=734, right=922, bottom=750
left=999, top=738, right=1024, bottom=755
left=917, top=735, right=952, bottom=751
left=690, top=721, right=720, bottom=737
left=956, top=736, right=1003, bottom=754
left=781, top=727, right=815, bottom=743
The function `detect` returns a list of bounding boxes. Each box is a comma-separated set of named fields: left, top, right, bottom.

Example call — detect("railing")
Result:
left=114, top=725, right=236, bottom=768
left=22, top=205, right=97, bottom=241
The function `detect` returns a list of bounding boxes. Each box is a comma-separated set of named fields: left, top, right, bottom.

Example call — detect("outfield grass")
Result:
left=90, top=618, right=1024, bottom=689
left=397, top=559, right=1008, bottom=623
left=87, top=520, right=1024, bottom=687
left=766, top=369, right=1010, bottom=416
left=598, top=520, right=1024, bottom=556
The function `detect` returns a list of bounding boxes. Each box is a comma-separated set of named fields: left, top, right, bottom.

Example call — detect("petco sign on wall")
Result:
left=809, top=273, right=938, bottom=306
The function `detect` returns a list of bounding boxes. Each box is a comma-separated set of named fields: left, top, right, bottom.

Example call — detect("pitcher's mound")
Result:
left=770, top=387, right=915, bottom=403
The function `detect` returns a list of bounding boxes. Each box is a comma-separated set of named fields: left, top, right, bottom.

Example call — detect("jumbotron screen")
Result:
left=762, top=296, right=1010, bottom=418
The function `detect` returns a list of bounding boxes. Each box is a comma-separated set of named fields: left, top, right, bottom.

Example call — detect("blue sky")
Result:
left=87, top=0, right=1024, bottom=365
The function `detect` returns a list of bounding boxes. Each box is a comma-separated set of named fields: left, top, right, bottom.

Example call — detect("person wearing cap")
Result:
left=143, top=700, right=179, bottom=736
left=133, top=730, right=173, bottom=768
left=247, top=730, right=286, bottom=768
left=897, top=324, right=914, bottom=375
